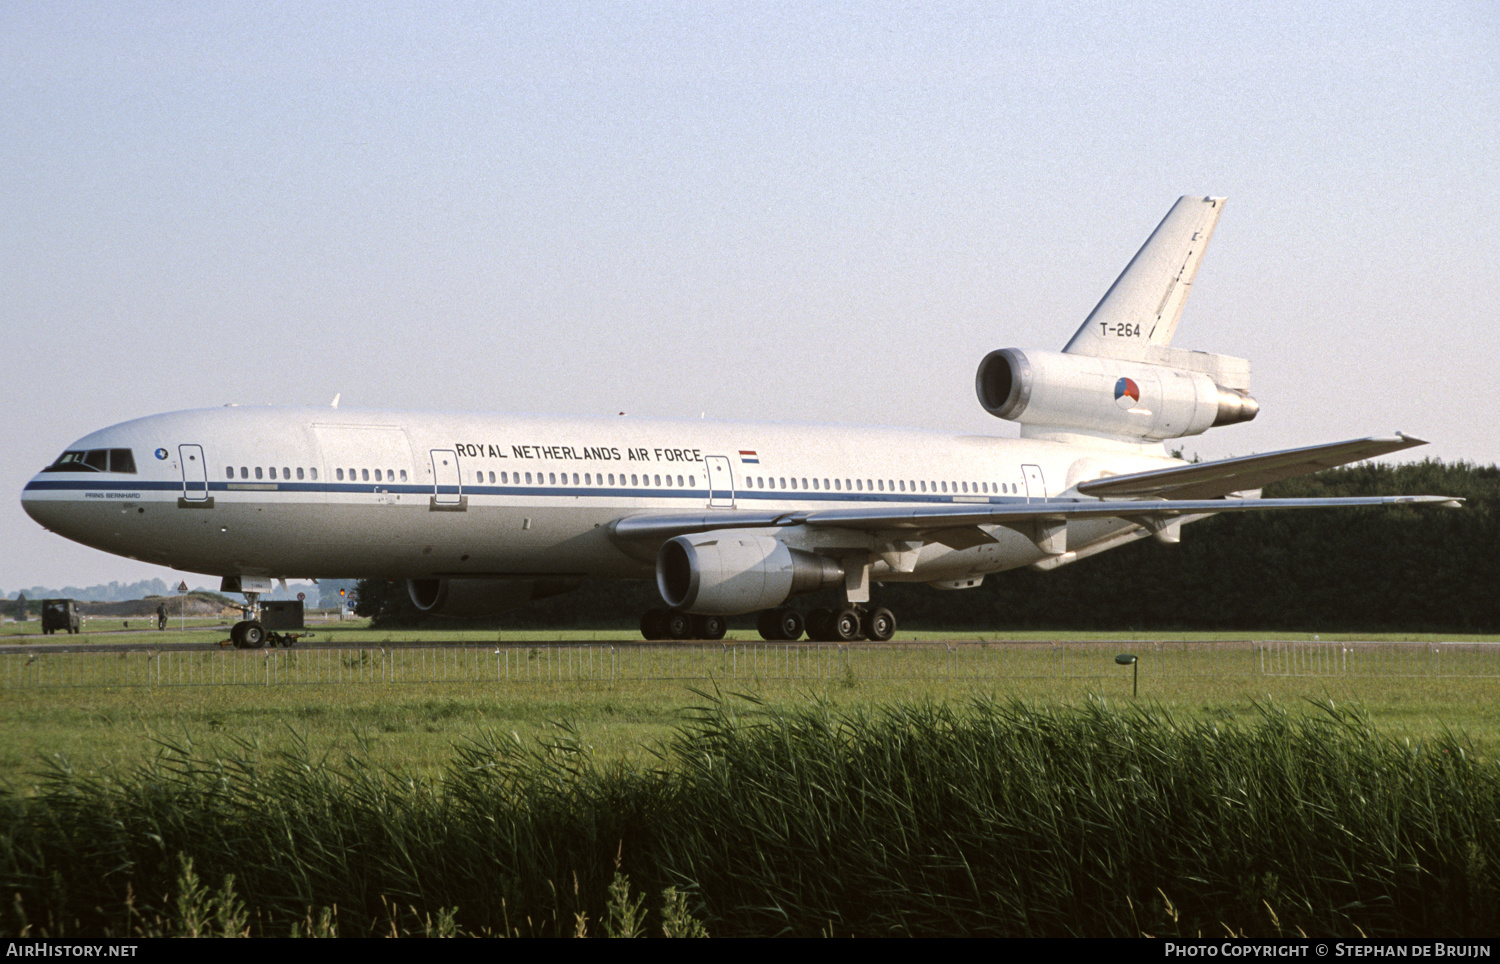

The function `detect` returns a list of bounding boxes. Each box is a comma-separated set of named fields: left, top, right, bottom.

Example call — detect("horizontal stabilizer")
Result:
left=1075, top=434, right=1429, bottom=501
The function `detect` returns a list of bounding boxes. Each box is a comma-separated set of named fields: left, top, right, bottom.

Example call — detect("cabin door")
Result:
left=1021, top=464, right=1046, bottom=502
left=178, top=444, right=208, bottom=501
left=430, top=449, right=462, bottom=505
left=705, top=456, right=735, bottom=508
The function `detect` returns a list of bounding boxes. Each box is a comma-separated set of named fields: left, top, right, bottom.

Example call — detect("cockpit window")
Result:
left=44, top=451, right=91, bottom=472
left=42, top=448, right=138, bottom=474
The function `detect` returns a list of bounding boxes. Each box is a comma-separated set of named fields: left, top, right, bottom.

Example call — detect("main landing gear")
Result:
left=639, top=609, right=728, bottom=641
left=759, top=605, right=896, bottom=642
left=634, top=605, right=897, bottom=642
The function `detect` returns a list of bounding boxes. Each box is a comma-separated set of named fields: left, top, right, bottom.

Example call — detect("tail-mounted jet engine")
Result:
left=975, top=348, right=1258, bottom=441
left=657, top=534, right=844, bottom=615
left=406, top=577, right=580, bottom=616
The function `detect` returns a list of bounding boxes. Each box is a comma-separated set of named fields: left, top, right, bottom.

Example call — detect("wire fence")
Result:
left=1256, top=640, right=1500, bottom=678
left=2, top=640, right=1496, bottom=689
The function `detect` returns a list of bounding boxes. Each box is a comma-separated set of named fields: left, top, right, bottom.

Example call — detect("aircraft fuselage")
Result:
left=21, top=405, right=1175, bottom=585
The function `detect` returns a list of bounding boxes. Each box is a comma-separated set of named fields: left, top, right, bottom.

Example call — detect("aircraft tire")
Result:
left=640, top=609, right=669, bottom=640
left=693, top=614, right=727, bottom=640
left=769, top=607, right=804, bottom=641
left=831, top=607, right=863, bottom=642
left=229, top=622, right=246, bottom=648
left=756, top=610, right=778, bottom=640
left=242, top=621, right=267, bottom=649
left=805, top=608, right=833, bottom=641
left=863, top=607, right=896, bottom=642
left=665, top=610, right=695, bottom=640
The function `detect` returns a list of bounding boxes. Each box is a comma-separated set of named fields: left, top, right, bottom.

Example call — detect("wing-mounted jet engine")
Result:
left=975, top=195, right=1258, bottom=444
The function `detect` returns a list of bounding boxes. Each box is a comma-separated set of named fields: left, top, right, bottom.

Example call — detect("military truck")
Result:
left=40, top=599, right=83, bottom=635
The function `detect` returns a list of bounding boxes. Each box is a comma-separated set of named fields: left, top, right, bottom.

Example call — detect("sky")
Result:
left=2, top=0, right=1497, bottom=591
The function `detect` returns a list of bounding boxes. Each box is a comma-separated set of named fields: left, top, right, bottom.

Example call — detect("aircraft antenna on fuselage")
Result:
left=1062, top=195, right=1226, bottom=360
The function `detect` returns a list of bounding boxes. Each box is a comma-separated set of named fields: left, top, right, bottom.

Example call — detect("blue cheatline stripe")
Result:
left=25, top=476, right=1015, bottom=506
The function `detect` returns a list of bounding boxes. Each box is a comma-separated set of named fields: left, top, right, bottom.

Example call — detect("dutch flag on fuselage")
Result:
left=739, top=450, right=759, bottom=464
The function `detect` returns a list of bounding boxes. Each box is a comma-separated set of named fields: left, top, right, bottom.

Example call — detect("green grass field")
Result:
left=3, top=621, right=1500, bottom=793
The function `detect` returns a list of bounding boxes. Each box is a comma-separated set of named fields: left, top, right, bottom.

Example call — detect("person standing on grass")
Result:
left=157, top=602, right=167, bottom=631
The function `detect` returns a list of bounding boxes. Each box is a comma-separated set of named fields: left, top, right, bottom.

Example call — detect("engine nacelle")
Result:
left=975, top=348, right=1257, bottom=441
left=406, top=577, right=580, bottom=617
left=657, top=534, right=844, bottom=615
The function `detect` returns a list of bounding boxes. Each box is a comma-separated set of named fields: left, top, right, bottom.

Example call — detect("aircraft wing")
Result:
left=610, top=492, right=1460, bottom=552
left=1074, top=435, right=1428, bottom=500
left=610, top=433, right=1457, bottom=556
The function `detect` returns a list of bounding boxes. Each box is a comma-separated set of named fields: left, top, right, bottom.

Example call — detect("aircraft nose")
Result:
left=21, top=475, right=63, bottom=529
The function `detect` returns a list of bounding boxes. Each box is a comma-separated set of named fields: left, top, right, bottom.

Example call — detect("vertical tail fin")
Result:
left=1063, top=196, right=1225, bottom=359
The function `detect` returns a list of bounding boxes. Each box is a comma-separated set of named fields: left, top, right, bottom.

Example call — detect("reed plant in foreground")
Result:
left=1, top=696, right=1496, bottom=937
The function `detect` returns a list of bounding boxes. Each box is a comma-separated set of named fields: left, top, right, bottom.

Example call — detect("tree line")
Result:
left=357, top=459, right=1497, bottom=633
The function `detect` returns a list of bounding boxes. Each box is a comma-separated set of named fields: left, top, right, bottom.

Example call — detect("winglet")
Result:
left=1064, top=196, right=1226, bottom=359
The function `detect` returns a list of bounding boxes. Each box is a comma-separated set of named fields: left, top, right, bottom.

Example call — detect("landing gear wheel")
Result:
left=229, top=621, right=245, bottom=649
left=665, top=610, right=695, bottom=640
left=760, top=607, right=803, bottom=641
left=831, top=607, right=863, bottom=642
left=756, top=610, right=777, bottom=640
left=640, top=608, right=669, bottom=640
left=693, top=614, right=727, bottom=641
left=863, top=607, right=896, bottom=642
left=242, top=620, right=267, bottom=649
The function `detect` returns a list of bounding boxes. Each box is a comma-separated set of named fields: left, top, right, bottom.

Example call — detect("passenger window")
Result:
left=226, top=467, right=234, bottom=479
left=631, top=474, right=638, bottom=485
left=255, top=467, right=263, bottom=480
left=525, top=472, right=533, bottom=484
left=573, top=473, right=580, bottom=485
left=397, top=470, right=404, bottom=482
left=297, top=467, right=304, bottom=480
left=361, top=469, right=369, bottom=482
left=336, top=469, right=344, bottom=481
left=311, top=468, right=318, bottom=481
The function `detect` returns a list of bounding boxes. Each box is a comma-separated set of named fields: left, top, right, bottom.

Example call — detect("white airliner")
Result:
left=22, top=197, right=1458, bottom=647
